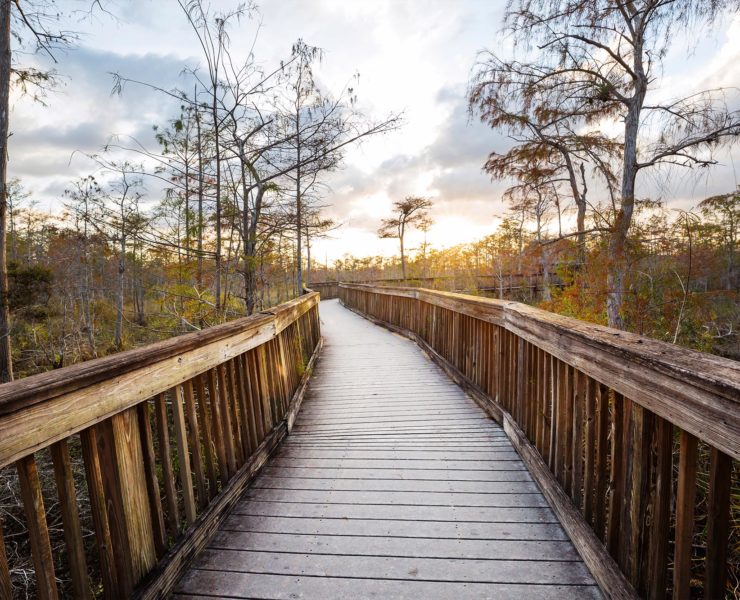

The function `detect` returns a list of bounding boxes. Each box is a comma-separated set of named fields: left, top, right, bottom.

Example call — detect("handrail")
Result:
left=0, top=292, right=321, bottom=598
left=339, top=283, right=738, bottom=600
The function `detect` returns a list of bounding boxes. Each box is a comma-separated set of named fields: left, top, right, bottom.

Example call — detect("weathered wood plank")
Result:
left=191, top=548, right=595, bottom=584
left=80, top=427, right=119, bottom=596
left=673, top=430, right=698, bottom=599
left=17, top=454, right=59, bottom=600
left=97, top=409, right=156, bottom=591
left=171, top=385, right=197, bottom=525
left=155, top=393, right=180, bottom=537
left=341, top=284, right=740, bottom=459
left=175, top=573, right=602, bottom=600
left=182, top=379, right=207, bottom=510
left=0, top=517, right=11, bottom=600
left=705, top=447, right=731, bottom=599
left=176, top=300, right=600, bottom=599
left=50, top=439, right=92, bottom=599
left=137, top=401, right=168, bottom=557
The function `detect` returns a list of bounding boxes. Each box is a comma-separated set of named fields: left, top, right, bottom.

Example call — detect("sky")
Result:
left=9, top=0, right=740, bottom=265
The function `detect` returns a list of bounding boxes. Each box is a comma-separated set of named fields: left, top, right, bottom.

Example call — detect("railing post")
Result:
left=97, top=408, right=157, bottom=594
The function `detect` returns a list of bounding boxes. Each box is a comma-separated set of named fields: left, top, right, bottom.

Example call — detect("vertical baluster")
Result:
left=548, top=355, right=558, bottom=472
left=276, top=335, right=293, bottom=410
left=571, top=370, right=585, bottom=509
left=50, top=440, right=92, bottom=599
left=563, top=365, right=574, bottom=492
left=207, top=370, right=227, bottom=483
left=17, top=454, right=59, bottom=600
left=619, top=402, right=653, bottom=591
left=257, top=345, right=275, bottom=428
left=648, top=416, right=673, bottom=600
left=137, top=401, right=167, bottom=556
left=218, top=363, right=239, bottom=471
left=246, top=350, right=267, bottom=442
left=607, top=392, right=624, bottom=558
left=171, top=384, right=197, bottom=525
left=183, top=379, right=208, bottom=510
left=673, top=430, right=698, bottom=599
left=97, top=409, right=156, bottom=592
left=539, top=349, right=550, bottom=463
left=556, top=360, right=569, bottom=485
left=593, top=383, right=609, bottom=540
left=0, top=517, right=12, bottom=599
left=155, top=393, right=181, bottom=536
left=80, top=427, right=118, bottom=596
left=705, top=447, right=731, bottom=599
left=516, top=337, right=525, bottom=429
left=534, top=346, right=541, bottom=441
left=226, top=360, right=245, bottom=465
left=583, top=377, right=595, bottom=524
left=236, top=354, right=258, bottom=455
left=195, top=373, right=219, bottom=497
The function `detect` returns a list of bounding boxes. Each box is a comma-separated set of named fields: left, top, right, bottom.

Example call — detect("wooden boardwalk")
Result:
left=175, top=299, right=601, bottom=599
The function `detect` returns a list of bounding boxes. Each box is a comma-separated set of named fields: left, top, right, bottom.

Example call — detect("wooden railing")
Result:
left=309, top=281, right=340, bottom=299
left=339, top=283, right=739, bottom=600
left=0, top=292, right=321, bottom=599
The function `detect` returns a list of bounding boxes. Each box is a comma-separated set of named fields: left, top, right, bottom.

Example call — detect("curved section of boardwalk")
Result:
left=175, top=299, right=601, bottom=599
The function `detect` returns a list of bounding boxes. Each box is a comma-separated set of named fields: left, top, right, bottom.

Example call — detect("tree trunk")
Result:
left=295, top=112, right=303, bottom=295
left=195, top=98, right=204, bottom=294
left=607, top=32, right=647, bottom=330
left=212, top=91, right=222, bottom=316
left=0, top=0, right=13, bottom=382
left=305, top=225, right=311, bottom=286
left=114, top=237, right=126, bottom=349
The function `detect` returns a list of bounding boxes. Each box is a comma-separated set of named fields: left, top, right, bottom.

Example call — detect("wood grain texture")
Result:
left=175, top=300, right=601, bottom=599
left=0, top=517, right=12, bottom=600
left=0, top=294, right=319, bottom=470
left=51, top=439, right=92, bottom=599
left=17, top=454, right=59, bottom=600
left=339, top=284, right=739, bottom=459
left=80, top=426, right=119, bottom=596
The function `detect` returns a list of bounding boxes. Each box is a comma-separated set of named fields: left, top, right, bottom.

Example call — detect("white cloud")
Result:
left=7, top=0, right=740, bottom=260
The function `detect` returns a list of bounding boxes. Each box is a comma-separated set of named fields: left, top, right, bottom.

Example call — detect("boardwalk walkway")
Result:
left=175, top=299, right=601, bottom=599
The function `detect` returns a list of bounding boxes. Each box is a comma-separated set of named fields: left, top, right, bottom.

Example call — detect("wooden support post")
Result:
left=217, top=363, right=238, bottom=475
left=647, top=417, right=672, bottom=600
left=607, top=392, right=624, bottom=559
left=137, top=401, right=167, bottom=557
left=195, top=373, right=219, bottom=498
left=183, top=379, right=208, bottom=509
left=705, top=447, right=731, bottom=599
left=17, top=454, right=59, bottom=600
left=0, top=518, right=12, bottom=600
left=80, top=427, right=118, bottom=597
left=51, top=439, right=92, bottom=599
left=171, top=384, right=197, bottom=525
left=206, top=369, right=229, bottom=486
left=97, top=408, right=156, bottom=593
left=593, top=383, right=609, bottom=540
left=155, top=392, right=181, bottom=537
left=673, top=430, right=698, bottom=599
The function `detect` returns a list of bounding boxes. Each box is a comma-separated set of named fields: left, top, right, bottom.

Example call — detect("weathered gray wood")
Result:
left=0, top=294, right=319, bottom=470
left=209, top=529, right=582, bottom=560
left=221, top=514, right=568, bottom=540
left=176, top=300, right=600, bottom=598
left=191, top=547, right=595, bottom=583
left=243, top=487, right=549, bottom=507
left=340, top=283, right=740, bottom=459
left=250, top=475, right=539, bottom=493
left=233, top=498, right=558, bottom=521
left=175, top=572, right=602, bottom=600
left=260, top=466, right=531, bottom=481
